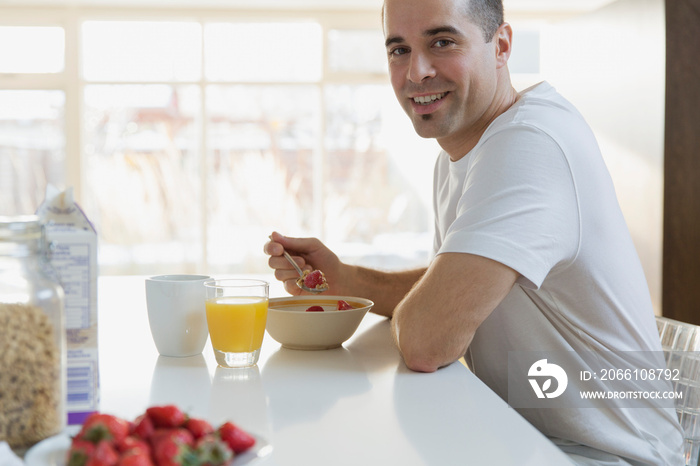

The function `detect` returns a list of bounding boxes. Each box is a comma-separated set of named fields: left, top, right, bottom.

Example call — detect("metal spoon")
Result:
left=281, top=249, right=328, bottom=294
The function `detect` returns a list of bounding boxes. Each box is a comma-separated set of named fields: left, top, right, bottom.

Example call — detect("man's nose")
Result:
left=407, top=52, right=436, bottom=83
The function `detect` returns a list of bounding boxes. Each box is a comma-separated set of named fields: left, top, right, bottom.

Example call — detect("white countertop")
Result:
left=96, top=275, right=573, bottom=466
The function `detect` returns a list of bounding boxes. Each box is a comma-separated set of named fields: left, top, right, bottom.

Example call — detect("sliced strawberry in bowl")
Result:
left=305, top=305, right=325, bottom=312
left=337, top=300, right=353, bottom=310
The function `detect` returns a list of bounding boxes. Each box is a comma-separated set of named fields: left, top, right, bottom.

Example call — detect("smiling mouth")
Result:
left=412, top=92, right=448, bottom=105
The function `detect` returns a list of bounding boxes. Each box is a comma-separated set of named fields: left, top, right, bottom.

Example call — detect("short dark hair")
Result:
left=465, top=0, right=504, bottom=42
left=381, top=0, right=504, bottom=43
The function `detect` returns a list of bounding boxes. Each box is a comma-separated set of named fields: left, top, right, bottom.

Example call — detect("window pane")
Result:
left=324, top=85, right=436, bottom=270
left=0, top=27, right=64, bottom=73
left=206, top=84, right=320, bottom=272
left=328, top=29, right=387, bottom=74
left=82, top=22, right=201, bottom=82
left=205, top=23, right=322, bottom=82
left=509, top=29, right=540, bottom=74
left=0, top=90, right=65, bottom=215
left=83, top=85, right=201, bottom=274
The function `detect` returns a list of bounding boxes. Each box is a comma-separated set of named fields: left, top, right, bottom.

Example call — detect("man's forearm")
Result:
left=391, top=253, right=518, bottom=372
left=344, top=265, right=426, bottom=318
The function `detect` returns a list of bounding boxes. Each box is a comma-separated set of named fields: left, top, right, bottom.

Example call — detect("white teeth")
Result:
left=413, top=92, right=446, bottom=104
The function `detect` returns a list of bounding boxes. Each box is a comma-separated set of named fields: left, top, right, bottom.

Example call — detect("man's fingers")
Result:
left=269, top=254, right=305, bottom=271
left=284, top=280, right=303, bottom=296
left=264, top=239, right=284, bottom=256
left=274, top=267, right=300, bottom=282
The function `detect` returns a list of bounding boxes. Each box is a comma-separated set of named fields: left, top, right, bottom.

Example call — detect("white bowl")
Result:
left=266, top=295, right=374, bottom=350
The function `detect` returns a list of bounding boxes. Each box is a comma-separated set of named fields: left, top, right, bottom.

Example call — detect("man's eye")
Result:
left=434, top=39, right=453, bottom=48
left=389, top=47, right=409, bottom=57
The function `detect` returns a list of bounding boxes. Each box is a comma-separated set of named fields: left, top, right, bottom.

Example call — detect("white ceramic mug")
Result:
left=145, top=274, right=211, bottom=357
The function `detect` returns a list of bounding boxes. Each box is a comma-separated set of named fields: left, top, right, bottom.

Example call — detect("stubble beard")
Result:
left=412, top=112, right=452, bottom=140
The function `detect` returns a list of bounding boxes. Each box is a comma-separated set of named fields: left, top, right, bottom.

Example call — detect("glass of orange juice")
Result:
left=204, top=279, right=269, bottom=368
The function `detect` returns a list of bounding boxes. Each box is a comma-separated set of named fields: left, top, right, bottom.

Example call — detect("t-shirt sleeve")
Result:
left=437, top=125, right=580, bottom=289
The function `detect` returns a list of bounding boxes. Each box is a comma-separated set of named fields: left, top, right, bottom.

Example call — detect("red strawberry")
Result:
left=337, top=300, right=353, bottom=310
left=184, top=418, right=214, bottom=440
left=117, top=436, right=151, bottom=456
left=131, top=414, right=155, bottom=440
left=146, top=405, right=186, bottom=428
left=152, top=430, right=199, bottom=466
left=194, top=434, right=233, bottom=466
left=79, top=413, right=130, bottom=445
left=86, top=440, right=119, bottom=466
left=66, top=438, right=95, bottom=466
left=303, top=270, right=326, bottom=289
left=305, top=305, right=324, bottom=312
left=218, top=422, right=256, bottom=454
left=117, top=449, right=154, bottom=466
left=151, top=428, right=194, bottom=449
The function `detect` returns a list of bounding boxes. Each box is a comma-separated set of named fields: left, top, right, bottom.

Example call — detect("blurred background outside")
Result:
left=0, top=0, right=665, bottom=312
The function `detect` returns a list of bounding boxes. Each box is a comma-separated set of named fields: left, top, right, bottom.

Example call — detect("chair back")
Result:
left=657, top=315, right=700, bottom=466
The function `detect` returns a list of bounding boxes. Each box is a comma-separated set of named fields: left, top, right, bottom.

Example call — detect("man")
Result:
left=265, top=0, right=684, bottom=464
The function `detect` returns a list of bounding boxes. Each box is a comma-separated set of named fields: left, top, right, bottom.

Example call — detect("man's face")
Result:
left=383, top=0, right=501, bottom=146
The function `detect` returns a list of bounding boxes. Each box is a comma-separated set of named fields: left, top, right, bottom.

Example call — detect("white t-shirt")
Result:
left=433, top=82, right=684, bottom=465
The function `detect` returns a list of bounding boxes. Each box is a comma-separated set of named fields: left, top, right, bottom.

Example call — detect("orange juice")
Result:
left=205, top=296, right=268, bottom=353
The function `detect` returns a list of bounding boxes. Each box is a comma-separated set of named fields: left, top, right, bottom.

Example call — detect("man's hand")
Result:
left=264, top=232, right=345, bottom=296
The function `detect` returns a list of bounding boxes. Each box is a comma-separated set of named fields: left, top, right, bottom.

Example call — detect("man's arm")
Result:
left=392, top=252, right=518, bottom=373
left=344, top=265, right=426, bottom=318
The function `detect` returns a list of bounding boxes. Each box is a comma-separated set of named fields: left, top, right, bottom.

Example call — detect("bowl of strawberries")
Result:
left=23, top=405, right=269, bottom=466
left=266, top=295, right=374, bottom=350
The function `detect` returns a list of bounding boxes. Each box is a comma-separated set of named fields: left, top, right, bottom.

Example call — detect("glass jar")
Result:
left=0, top=215, right=66, bottom=452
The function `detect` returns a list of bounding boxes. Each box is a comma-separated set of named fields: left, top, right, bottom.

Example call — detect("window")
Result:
left=204, top=22, right=322, bottom=82
left=0, top=90, right=65, bottom=214
left=0, top=25, right=67, bottom=214
left=83, top=84, right=202, bottom=271
left=82, top=21, right=201, bottom=82
left=0, top=9, right=438, bottom=276
left=0, top=26, right=64, bottom=73
left=327, top=29, right=387, bottom=75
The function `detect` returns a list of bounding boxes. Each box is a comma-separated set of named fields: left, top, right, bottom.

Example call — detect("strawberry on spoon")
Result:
left=277, top=246, right=329, bottom=294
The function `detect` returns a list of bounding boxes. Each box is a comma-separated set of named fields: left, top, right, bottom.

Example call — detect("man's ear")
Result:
left=495, top=22, right=513, bottom=68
